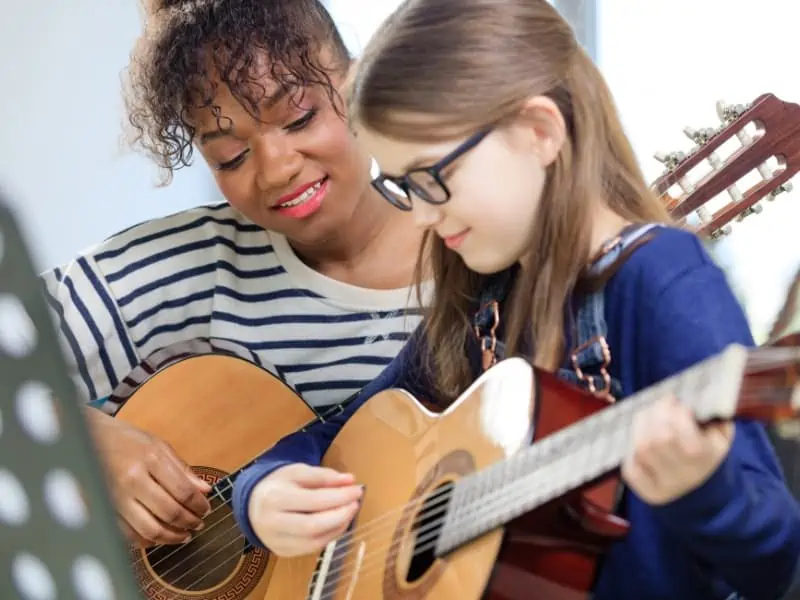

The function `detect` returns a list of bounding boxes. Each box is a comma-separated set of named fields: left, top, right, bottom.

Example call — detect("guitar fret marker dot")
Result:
left=0, top=468, right=30, bottom=526
left=16, top=381, right=60, bottom=444
left=72, top=555, right=116, bottom=600
left=12, top=553, right=56, bottom=600
left=0, top=293, right=38, bottom=358
left=44, top=469, right=89, bottom=529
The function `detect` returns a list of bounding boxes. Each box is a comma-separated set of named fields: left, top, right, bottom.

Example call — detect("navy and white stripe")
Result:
left=41, top=203, right=424, bottom=410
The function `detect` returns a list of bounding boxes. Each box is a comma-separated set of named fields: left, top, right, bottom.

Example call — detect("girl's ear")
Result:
left=518, top=95, right=567, bottom=168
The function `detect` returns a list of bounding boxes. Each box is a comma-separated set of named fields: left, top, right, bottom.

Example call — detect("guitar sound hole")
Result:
left=145, top=495, right=245, bottom=591
left=406, top=481, right=453, bottom=583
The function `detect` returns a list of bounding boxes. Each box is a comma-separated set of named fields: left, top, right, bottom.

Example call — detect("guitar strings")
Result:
left=295, top=347, right=800, bottom=563
left=307, top=384, right=798, bottom=598
left=149, top=434, right=620, bottom=600
left=130, top=376, right=796, bottom=595
left=139, top=527, right=243, bottom=596
left=140, top=388, right=799, bottom=598
left=131, top=471, right=450, bottom=589
left=308, top=434, right=585, bottom=593
left=143, top=376, right=794, bottom=596
left=313, top=433, right=644, bottom=600
left=133, top=491, right=242, bottom=568
left=310, top=457, right=566, bottom=600
left=135, top=476, right=453, bottom=598
left=136, top=478, right=454, bottom=595
left=135, top=347, right=796, bottom=579
left=310, top=381, right=771, bottom=568
left=144, top=530, right=254, bottom=595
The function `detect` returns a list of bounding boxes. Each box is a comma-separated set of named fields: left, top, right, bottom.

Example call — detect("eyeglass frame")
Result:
left=371, top=127, right=493, bottom=211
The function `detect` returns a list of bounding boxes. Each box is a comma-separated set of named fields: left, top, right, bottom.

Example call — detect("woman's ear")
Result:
left=519, top=95, right=567, bottom=168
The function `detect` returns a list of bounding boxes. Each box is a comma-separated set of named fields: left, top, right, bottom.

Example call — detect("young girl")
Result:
left=232, top=0, right=800, bottom=597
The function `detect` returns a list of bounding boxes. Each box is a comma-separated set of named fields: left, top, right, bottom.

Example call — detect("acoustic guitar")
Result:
left=263, top=333, right=799, bottom=600
left=105, top=339, right=335, bottom=600
left=261, top=93, right=800, bottom=600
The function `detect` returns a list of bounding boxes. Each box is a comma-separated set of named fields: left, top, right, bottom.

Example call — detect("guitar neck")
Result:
left=435, top=343, right=790, bottom=556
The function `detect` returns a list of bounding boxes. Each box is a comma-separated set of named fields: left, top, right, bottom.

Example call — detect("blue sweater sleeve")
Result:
left=232, top=330, right=426, bottom=548
left=641, top=263, right=800, bottom=599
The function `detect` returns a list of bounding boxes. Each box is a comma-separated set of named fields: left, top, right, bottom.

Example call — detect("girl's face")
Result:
left=358, top=100, right=565, bottom=274
left=190, top=59, right=375, bottom=248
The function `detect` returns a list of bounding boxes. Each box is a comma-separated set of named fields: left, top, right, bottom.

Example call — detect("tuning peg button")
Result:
left=769, top=182, right=794, bottom=199
left=710, top=224, right=733, bottom=240
left=683, top=126, right=717, bottom=145
left=716, top=99, right=751, bottom=123
left=736, top=203, right=764, bottom=221
left=653, top=150, right=687, bottom=170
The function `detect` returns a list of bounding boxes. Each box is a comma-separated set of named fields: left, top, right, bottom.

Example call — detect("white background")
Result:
left=1, top=0, right=796, bottom=339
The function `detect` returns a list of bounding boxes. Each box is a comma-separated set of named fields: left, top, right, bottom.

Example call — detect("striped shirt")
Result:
left=40, top=203, right=424, bottom=412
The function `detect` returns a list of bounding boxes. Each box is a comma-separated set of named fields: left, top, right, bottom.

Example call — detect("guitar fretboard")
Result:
left=435, top=343, right=749, bottom=556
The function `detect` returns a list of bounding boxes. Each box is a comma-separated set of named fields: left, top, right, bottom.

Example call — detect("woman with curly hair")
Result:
left=40, top=0, right=424, bottom=547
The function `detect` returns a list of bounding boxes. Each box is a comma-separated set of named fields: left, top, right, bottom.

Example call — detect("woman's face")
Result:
left=191, top=60, right=374, bottom=247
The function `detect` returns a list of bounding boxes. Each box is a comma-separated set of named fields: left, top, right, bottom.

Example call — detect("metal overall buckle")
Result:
left=474, top=300, right=500, bottom=372
left=570, top=335, right=614, bottom=402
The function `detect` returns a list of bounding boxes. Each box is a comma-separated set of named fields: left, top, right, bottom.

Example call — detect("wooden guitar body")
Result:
left=110, top=340, right=319, bottom=600
left=264, top=358, right=627, bottom=600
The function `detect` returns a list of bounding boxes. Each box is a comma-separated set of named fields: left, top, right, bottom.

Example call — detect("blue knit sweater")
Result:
left=233, top=227, right=800, bottom=599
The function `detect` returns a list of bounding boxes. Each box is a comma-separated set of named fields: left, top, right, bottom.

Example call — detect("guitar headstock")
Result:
left=651, top=93, right=800, bottom=239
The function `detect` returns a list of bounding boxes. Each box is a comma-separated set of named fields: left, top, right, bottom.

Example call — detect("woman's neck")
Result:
left=289, top=190, right=424, bottom=290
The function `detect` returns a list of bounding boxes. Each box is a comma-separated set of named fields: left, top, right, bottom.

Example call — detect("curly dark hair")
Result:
left=124, top=0, right=350, bottom=184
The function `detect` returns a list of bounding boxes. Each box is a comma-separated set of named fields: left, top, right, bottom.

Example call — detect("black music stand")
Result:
left=0, top=197, right=142, bottom=599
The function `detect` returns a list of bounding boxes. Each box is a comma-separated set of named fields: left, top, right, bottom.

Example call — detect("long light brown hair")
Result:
left=351, top=0, right=671, bottom=403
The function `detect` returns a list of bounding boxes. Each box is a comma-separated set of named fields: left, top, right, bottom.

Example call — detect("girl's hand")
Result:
left=621, top=394, right=734, bottom=505
left=248, top=464, right=363, bottom=557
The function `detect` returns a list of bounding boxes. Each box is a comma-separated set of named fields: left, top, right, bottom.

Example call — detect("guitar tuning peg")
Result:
left=715, top=100, right=729, bottom=120
left=710, top=224, right=733, bottom=240
left=716, top=100, right=748, bottom=124
left=769, top=181, right=794, bottom=199
left=683, top=126, right=717, bottom=145
left=653, top=150, right=686, bottom=170
left=653, top=151, right=668, bottom=163
left=736, top=203, right=764, bottom=221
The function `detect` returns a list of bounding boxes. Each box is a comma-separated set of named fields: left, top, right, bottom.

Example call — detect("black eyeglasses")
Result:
left=371, top=127, right=493, bottom=211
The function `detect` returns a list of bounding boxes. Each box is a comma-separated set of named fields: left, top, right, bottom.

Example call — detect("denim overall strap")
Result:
left=557, top=223, right=662, bottom=400
left=473, top=267, right=516, bottom=371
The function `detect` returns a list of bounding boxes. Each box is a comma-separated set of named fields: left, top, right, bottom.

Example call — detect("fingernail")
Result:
left=183, top=534, right=193, bottom=544
left=194, top=522, right=205, bottom=531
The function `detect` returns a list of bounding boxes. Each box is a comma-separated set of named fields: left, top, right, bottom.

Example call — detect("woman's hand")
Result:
left=622, top=394, right=734, bottom=505
left=248, top=463, right=363, bottom=557
left=87, top=408, right=212, bottom=546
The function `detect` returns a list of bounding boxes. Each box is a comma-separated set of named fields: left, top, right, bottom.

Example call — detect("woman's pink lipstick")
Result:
left=273, top=177, right=329, bottom=219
